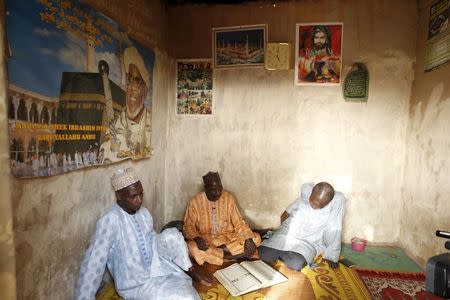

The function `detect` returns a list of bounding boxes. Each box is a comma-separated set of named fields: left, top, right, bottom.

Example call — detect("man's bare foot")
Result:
left=187, top=266, right=213, bottom=287
left=224, top=252, right=247, bottom=260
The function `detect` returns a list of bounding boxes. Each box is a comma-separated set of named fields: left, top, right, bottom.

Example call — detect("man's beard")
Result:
left=126, top=102, right=144, bottom=120
left=314, top=43, right=327, bottom=50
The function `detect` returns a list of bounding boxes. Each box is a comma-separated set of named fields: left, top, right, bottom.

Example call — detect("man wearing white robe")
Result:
left=259, top=182, right=345, bottom=271
left=74, top=168, right=209, bottom=300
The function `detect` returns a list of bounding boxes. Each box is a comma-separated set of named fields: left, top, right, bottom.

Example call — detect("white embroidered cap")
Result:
left=124, top=46, right=150, bottom=88
left=111, top=167, right=140, bottom=191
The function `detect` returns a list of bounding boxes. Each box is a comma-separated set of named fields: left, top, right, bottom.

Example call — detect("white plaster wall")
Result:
left=166, top=0, right=418, bottom=244
left=400, top=0, right=450, bottom=266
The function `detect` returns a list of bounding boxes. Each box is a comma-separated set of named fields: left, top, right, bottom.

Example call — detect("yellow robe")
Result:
left=183, top=191, right=261, bottom=265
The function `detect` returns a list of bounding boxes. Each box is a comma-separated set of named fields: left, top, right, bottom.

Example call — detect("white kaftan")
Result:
left=262, top=183, right=345, bottom=264
left=74, top=203, right=199, bottom=300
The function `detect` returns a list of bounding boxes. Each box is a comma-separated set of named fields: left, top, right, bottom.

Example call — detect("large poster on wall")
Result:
left=295, top=22, right=343, bottom=86
left=425, top=0, right=450, bottom=71
left=6, top=0, right=155, bottom=178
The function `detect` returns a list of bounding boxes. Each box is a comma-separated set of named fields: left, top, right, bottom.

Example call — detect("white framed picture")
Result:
left=295, top=22, right=344, bottom=86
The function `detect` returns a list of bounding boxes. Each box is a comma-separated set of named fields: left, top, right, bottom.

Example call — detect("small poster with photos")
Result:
left=176, top=60, right=213, bottom=115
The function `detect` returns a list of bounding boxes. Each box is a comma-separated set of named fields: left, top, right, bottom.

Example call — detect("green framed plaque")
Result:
left=343, top=63, right=369, bottom=102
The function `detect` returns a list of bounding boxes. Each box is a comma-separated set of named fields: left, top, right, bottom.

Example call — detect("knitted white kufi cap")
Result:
left=111, top=167, right=140, bottom=191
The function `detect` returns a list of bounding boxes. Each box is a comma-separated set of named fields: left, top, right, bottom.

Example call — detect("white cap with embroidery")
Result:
left=111, top=167, right=140, bottom=191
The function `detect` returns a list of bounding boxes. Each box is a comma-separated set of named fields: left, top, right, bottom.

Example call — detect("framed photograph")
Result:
left=295, top=22, right=343, bottom=86
left=176, top=59, right=213, bottom=115
left=212, top=24, right=267, bottom=68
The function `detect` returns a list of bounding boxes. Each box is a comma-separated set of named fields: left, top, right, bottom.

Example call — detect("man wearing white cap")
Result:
left=74, top=167, right=210, bottom=300
left=100, top=46, right=152, bottom=163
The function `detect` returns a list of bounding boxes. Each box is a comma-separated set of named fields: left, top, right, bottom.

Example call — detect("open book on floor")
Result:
left=213, top=260, right=288, bottom=297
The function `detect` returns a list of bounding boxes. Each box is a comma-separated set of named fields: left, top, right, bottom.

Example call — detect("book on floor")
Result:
left=213, top=260, right=288, bottom=297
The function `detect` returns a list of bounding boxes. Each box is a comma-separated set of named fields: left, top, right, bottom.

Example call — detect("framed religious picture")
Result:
left=212, top=24, right=267, bottom=68
left=295, top=22, right=344, bottom=86
left=176, top=59, right=213, bottom=115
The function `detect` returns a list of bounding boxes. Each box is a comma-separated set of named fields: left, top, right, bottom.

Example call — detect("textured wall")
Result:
left=400, top=0, right=450, bottom=267
left=7, top=0, right=171, bottom=299
left=4, top=0, right=443, bottom=297
left=166, top=0, right=418, bottom=244
left=0, top=1, right=17, bottom=299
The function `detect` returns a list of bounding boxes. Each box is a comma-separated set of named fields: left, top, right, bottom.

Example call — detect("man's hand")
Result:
left=187, top=265, right=213, bottom=287
left=243, top=238, right=257, bottom=257
left=323, top=258, right=339, bottom=269
left=194, top=236, right=208, bottom=251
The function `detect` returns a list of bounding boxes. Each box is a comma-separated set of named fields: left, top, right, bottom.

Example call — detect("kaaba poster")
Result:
left=6, top=0, right=155, bottom=178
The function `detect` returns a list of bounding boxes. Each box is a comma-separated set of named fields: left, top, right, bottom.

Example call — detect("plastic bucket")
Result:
left=351, top=237, right=367, bottom=251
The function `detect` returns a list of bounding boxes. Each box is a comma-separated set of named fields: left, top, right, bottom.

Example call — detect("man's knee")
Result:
left=160, top=228, right=183, bottom=244
left=158, top=228, right=187, bottom=253
left=258, top=246, right=280, bottom=263
left=281, top=252, right=307, bottom=271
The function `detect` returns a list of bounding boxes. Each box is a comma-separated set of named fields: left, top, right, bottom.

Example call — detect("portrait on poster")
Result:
left=176, top=60, right=213, bottom=115
left=6, top=0, right=155, bottom=178
left=213, top=24, right=267, bottom=68
left=295, top=22, right=343, bottom=86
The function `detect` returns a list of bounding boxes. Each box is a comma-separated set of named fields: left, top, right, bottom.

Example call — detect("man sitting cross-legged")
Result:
left=183, top=171, right=261, bottom=265
left=259, top=182, right=345, bottom=271
left=75, top=167, right=211, bottom=300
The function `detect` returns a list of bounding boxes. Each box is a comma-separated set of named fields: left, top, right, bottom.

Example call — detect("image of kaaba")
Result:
left=54, top=63, right=125, bottom=154
left=8, top=61, right=126, bottom=178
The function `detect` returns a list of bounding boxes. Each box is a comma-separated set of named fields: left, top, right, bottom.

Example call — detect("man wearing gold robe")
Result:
left=183, top=172, right=261, bottom=265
